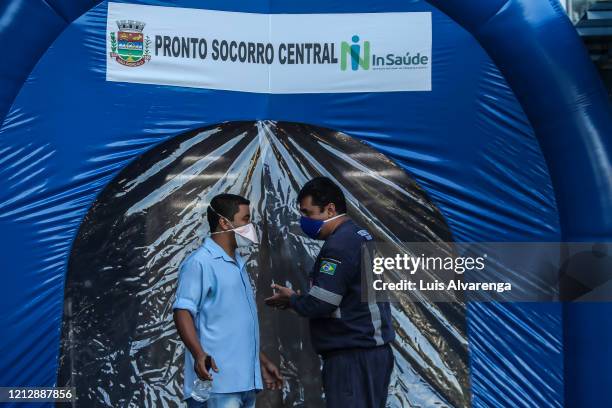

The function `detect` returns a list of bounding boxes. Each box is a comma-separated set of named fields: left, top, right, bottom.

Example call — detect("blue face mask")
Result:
left=299, top=213, right=346, bottom=240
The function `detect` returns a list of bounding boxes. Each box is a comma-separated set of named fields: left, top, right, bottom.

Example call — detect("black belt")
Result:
left=320, top=343, right=391, bottom=360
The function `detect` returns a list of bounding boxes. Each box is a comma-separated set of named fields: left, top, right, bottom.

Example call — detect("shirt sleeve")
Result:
left=172, top=255, right=210, bottom=318
left=290, top=249, right=352, bottom=318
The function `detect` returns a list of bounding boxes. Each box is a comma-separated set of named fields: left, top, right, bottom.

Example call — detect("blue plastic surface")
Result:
left=428, top=1, right=612, bottom=406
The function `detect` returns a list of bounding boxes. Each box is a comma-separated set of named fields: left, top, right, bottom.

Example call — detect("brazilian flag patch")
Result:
left=320, top=260, right=338, bottom=275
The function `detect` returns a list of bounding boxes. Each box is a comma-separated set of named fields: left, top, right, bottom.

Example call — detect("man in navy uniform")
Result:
left=265, top=177, right=395, bottom=408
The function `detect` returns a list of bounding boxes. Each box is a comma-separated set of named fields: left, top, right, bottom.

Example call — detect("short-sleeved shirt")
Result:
left=172, top=237, right=262, bottom=400
left=290, top=219, right=395, bottom=354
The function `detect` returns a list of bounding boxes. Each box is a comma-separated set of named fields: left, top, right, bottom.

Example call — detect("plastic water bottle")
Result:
left=191, top=378, right=212, bottom=402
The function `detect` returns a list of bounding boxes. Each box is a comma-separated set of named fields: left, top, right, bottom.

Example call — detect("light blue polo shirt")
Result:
left=172, top=237, right=262, bottom=399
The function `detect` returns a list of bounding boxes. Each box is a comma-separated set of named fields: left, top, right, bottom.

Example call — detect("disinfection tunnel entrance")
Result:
left=58, top=121, right=469, bottom=407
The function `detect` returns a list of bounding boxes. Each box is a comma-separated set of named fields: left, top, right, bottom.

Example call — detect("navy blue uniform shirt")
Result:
left=290, top=219, right=395, bottom=354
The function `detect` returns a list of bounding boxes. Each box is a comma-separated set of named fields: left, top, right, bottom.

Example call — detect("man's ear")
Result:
left=217, top=216, right=231, bottom=231
left=325, top=203, right=337, bottom=217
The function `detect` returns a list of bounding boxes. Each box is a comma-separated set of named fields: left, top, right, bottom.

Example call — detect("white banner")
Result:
left=106, top=2, right=432, bottom=93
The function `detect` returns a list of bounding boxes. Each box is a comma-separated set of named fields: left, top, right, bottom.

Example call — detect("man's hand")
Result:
left=260, top=353, right=283, bottom=390
left=264, top=284, right=297, bottom=309
left=194, top=354, right=219, bottom=381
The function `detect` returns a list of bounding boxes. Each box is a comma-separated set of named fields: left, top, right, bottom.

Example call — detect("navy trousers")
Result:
left=322, top=344, right=394, bottom=408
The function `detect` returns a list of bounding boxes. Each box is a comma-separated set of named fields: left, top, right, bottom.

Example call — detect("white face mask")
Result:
left=231, top=222, right=259, bottom=247
left=209, top=205, right=259, bottom=247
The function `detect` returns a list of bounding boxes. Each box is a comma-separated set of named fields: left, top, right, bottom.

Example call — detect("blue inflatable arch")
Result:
left=427, top=2, right=612, bottom=405
left=0, top=0, right=610, bottom=406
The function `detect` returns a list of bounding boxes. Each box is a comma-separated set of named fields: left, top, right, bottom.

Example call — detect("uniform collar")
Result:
left=203, top=236, right=245, bottom=267
left=327, top=217, right=352, bottom=240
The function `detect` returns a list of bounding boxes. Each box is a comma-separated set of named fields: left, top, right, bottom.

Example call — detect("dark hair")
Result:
left=297, top=177, right=347, bottom=213
left=207, top=193, right=250, bottom=232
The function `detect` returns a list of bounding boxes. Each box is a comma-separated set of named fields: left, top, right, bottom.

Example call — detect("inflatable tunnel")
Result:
left=0, top=0, right=610, bottom=407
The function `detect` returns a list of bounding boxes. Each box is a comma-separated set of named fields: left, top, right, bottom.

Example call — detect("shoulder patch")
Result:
left=357, top=229, right=373, bottom=241
left=320, top=260, right=338, bottom=275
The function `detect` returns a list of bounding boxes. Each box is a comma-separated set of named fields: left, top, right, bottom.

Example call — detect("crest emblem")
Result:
left=109, top=20, right=151, bottom=67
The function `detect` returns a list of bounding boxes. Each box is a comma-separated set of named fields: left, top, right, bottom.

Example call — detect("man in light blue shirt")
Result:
left=173, top=193, right=282, bottom=408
